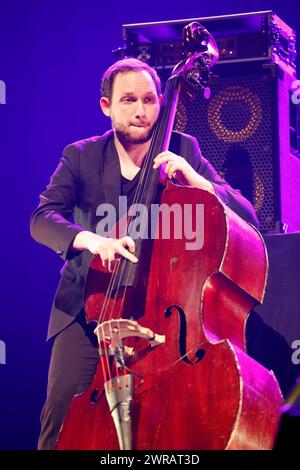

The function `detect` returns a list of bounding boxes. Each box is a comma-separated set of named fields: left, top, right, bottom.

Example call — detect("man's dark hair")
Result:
left=101, top=58, right=161, bottom=102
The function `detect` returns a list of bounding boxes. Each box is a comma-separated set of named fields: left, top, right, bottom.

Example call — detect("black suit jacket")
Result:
left=30, top=130, right=259, bottom=340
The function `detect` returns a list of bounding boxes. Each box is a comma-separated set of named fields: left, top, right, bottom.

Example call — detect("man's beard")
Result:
left=113, top=121, right=156, bottom=145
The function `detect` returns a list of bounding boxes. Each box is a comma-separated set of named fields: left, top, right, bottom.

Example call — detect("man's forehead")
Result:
left=113, top=70, right=157, bottom=94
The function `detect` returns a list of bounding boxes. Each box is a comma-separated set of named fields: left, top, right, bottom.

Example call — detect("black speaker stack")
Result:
left=119, top=11, right=300, bottom=233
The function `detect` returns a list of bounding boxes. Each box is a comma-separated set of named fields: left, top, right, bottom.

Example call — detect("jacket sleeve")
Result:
left=188, top=135, right=259, bottom=228
left=30, top=145, right=86, bottom=261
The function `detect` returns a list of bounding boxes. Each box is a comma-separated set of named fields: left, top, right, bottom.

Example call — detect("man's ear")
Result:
left=100, top=97, right=110, bottom=117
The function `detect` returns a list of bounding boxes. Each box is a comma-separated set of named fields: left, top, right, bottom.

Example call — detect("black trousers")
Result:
left=38, top=312, right=99, bottom=450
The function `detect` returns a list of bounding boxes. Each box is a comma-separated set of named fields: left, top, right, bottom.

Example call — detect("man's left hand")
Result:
left=153, top=151, right=215, bottom=193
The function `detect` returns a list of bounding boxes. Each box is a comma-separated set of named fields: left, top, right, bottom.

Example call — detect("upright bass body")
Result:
left=56, top=186, right=282, bottom=450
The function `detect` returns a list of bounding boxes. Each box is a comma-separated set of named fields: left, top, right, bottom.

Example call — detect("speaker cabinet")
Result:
left=174, top=62, right=300, bottom=232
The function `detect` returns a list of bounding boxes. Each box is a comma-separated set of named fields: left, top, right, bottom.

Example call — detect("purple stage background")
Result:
left=0, top=0, right=299, bottom=450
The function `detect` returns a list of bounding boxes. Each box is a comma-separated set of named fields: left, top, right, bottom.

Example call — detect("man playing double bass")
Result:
left=30, top=58, right=259, bottom=450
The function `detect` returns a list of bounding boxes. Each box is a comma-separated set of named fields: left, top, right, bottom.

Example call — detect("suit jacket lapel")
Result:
left=102, top=130, right=122, bottom=219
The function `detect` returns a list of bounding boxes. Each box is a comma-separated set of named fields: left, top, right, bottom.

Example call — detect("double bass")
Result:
left=56, top=22, right=282, bottom=450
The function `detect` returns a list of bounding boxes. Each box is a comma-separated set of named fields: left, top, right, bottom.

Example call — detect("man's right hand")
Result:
left=72, top=231, right=138, bottom=271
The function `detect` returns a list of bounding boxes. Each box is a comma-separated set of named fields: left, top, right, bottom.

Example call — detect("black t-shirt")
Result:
left=121, top=171, right=141, bottom=208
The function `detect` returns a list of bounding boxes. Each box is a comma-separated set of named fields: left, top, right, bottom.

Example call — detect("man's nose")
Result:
left=135, top=99, right=146, bottom=117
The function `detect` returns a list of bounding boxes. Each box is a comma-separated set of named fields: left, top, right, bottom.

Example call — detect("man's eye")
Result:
left=145, top=96, right=155, bottom=103
left=122, top=97, right=135, bottom=103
